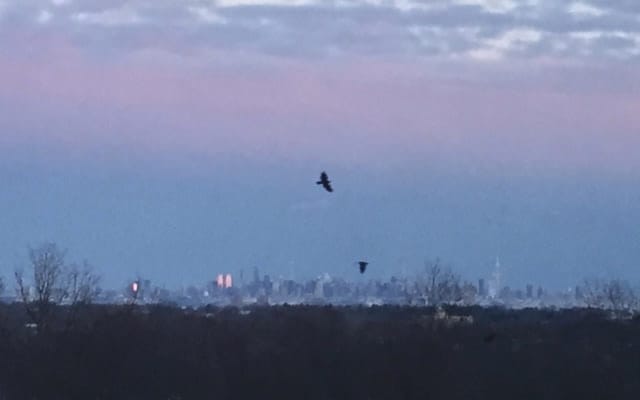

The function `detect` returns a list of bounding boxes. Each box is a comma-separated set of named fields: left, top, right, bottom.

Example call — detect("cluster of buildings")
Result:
left=92, top=260, right=587, bottom=309
left=2, top=256, right=599, bottom=310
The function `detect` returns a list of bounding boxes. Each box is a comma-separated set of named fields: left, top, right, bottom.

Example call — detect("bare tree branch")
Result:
left=14, top=242, right=102, bottom=332
left=14, top=243, right=68, bottom=331
left=581, top=278, right=637, bottom=313
left=66, top=261, right=101, bottom=306
left=422, top=258, right=462, bottom=306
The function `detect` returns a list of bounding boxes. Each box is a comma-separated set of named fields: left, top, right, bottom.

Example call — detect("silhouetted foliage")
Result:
left=419, top=258, right=463, bottom=305
left=581, top=278, right=637, bottom=314
left=0, top=304, right=639, bottom=399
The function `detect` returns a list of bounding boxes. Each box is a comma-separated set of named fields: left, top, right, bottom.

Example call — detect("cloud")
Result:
left=71, top=5, right=144, bottom=26
left=0, top=0, right=637, bottom=63
left=568, top=2, right=607, bottom=18
left=0, top=0, right=638, bottom=176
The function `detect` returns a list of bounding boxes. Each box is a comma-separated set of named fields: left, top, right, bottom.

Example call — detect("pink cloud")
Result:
left=0, top=33, right=638, bottom=176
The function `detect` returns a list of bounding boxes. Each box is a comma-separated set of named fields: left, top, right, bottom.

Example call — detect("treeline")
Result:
left=0, top=304, right=639, bottom=399
left=3, top=242, right=640, bottom=315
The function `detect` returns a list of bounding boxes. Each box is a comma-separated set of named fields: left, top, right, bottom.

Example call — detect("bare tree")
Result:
left=422, top=259, right=462, bottom=305
left=604, top=279, right=637, bottom=312
left=63, top=260, right=101, bottom=330
left=460, top=281, right=477, bottom=305
left=66, top=261, right=101, bottom=306
left=15, top=243, right=101, bottom=332
left=582, top=278, right=605, bottom=308
left=581, top=278, right=637, bottom=313
left=15, top=243, right=69, bottom=330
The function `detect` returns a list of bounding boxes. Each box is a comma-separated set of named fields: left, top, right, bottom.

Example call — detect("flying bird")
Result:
left=358, top=261, right=368, bottom=274
left=316, top=171, right=333, bottom=192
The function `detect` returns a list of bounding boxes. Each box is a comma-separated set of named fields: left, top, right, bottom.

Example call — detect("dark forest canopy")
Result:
left=0, top=304, right=639, bottom=400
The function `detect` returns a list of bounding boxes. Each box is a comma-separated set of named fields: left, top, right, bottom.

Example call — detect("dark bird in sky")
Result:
left=358, top=261, right=368, bottom=274
left=316, top=171, right=333, bottom=192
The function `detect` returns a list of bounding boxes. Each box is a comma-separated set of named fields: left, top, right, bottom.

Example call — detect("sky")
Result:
left=0, top=0, right=639, bottom=290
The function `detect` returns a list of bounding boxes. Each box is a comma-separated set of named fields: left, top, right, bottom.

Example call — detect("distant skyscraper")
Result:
left=288, top=260, right=295, bottom=281
left=488, top=256, right=502, bottom=299
left=478, top=279, right=486, bottom=297
left=526, top=284, right=533, bottom=299
left=224, top=274, right=233, bottom=288
left=575, top=286, right=583, bottom=300
left=314, top=279, right=324, bottom=298
left=263, top=275, right=273, bottom=296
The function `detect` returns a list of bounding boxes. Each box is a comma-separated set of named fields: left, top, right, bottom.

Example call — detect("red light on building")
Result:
left=132, top=281, right=139, bottom=293
left=216, top=274, right=224, bottom=288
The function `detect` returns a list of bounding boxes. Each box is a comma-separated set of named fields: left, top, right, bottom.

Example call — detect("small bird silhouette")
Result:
left=316, top=171, right=333, bottom=192
left=358, top=261, right=368, bottom=274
